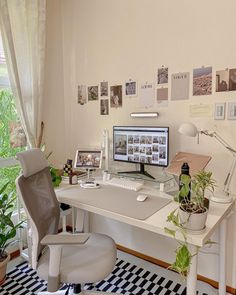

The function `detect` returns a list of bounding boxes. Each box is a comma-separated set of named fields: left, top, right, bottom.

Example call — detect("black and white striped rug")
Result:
left=0, top=259, right=209, bottom=295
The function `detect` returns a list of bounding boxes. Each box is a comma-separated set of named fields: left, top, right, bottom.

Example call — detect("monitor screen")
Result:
left=74, top=150, right=102, bottom=169
left=113, top=126, right=169, bottom=168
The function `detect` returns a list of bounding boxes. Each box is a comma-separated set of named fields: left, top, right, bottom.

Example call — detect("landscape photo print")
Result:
left=193, top=66, right=212, bottom=96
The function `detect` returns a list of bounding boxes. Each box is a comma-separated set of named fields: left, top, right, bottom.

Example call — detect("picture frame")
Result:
left=227, top=102, right=236, bottom=120
left=214, top=102, right=225, bottom=120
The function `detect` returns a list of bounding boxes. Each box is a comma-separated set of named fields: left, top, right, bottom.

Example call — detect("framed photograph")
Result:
left=125, top=80, right=137, bottom=97
left=227, top=102, right=236, bottom=120
left=214, top=103, right=225, bottom=120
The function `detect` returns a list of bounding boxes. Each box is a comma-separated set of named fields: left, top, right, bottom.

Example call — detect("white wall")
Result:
left=43, top=0, right=236, bottom=287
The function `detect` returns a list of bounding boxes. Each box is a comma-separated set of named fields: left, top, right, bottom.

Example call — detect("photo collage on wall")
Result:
left=77, top=65, right=236, bottom=120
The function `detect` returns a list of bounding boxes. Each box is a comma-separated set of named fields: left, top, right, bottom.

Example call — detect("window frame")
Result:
left=0, top=31, right=20, bottom=171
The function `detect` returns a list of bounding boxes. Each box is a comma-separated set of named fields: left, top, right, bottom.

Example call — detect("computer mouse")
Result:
left=136, top=194, right=148, bottom=202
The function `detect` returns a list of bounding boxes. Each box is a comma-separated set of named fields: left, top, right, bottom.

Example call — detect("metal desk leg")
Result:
left=186, top=245, right=198, bottom=295
left=75, top=208, right=89, bottom=232
left=219, top=218, right=227, bottom=295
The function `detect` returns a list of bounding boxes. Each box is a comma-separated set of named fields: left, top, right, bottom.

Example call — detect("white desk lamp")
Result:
left=178, top=122, right=235, bottom=203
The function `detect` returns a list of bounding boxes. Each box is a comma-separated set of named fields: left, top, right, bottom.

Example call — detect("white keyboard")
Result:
left=106, top=177, right=143, bottom=191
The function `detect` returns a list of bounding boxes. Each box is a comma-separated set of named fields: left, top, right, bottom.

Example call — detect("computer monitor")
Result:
left=113, top=126, right=169, bottom=179
left=74, top=150, right=102, bottom=170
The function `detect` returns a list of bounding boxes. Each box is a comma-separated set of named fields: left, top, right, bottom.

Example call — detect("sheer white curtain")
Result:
left=0, top=0, right=46, bottom=147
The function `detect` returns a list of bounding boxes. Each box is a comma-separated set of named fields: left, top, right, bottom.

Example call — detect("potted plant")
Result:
left=0, top=182, right=23, bottom=285
left=177, top=170, right=215, bottom=231
left=50, top=167, right=62, bottom=187
left=165, top=211, right=214, bottom=278
left=164, top=170, right=216, bottom=277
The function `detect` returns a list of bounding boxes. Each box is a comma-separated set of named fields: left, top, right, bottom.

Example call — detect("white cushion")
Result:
left=17, top=148, right=48, bottom=177
left=37, top=233, right=116, bottom=284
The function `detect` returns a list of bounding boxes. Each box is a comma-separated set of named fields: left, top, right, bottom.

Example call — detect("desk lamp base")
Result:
left=211, top=191, right=233, bottom=204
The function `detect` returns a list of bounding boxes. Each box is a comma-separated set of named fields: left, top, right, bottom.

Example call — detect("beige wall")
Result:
left=43, top=0, right=236, bottom=287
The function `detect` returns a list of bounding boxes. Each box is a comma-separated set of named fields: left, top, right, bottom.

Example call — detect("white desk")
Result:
left=56, top=182, right=234, bottom=295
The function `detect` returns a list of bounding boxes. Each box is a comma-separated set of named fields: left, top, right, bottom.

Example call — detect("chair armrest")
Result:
left=41, top=233, right=90, bottom=245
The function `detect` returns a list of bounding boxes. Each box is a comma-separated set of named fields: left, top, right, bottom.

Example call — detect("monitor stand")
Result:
left=118, top=163, right=155, bottom=180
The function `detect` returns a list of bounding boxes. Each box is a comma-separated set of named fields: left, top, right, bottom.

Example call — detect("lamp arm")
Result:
left=224, top=155, right=236, bottom=195
left=200, top=131, right=236, bottom=155
left=200, top=130, right=236, bottom=195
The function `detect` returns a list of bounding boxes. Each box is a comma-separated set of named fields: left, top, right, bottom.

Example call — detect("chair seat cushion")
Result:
left=37, top=233, right=116, bottom=284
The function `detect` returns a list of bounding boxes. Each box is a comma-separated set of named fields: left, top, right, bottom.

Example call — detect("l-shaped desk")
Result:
left=56, top=180, right=234, bottom=295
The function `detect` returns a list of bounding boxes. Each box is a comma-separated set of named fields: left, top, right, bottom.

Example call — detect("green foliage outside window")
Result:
left=0, top=89, right=25, bottom=200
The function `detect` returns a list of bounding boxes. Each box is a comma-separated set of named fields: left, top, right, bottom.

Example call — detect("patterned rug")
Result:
left=0, top=259, right=208, bottom=295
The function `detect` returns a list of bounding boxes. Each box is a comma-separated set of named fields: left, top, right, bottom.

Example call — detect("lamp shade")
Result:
left=178, top=123, right=198, bottom=137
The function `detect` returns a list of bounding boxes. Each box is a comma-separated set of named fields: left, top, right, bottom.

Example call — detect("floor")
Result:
left=6, top=250, right=228, bottom=295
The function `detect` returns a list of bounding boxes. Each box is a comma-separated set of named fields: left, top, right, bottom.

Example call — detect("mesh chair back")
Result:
left=17, top=161, right=60, bottom=263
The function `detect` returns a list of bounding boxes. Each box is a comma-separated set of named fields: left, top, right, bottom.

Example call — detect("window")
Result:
left=0, top=31, right=26, bottom=199
left=0, top=32, right=10, bottom=88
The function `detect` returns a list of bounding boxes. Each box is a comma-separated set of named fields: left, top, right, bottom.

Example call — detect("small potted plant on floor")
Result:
left=164, top=170, right=216, bottom=277
left=0, top=182, right=23, bottom=285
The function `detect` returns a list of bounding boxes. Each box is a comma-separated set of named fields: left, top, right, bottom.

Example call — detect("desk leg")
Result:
left=75, top=208, right=85, bottom=232
left=186, top=245, right=198, bottom=295
left=75, top=209, right=89, bottom=232
left=219, top=218, right=227, bottom=295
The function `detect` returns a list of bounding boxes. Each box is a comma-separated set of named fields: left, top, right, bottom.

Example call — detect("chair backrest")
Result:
left=16, top=149, right=60, bottom=268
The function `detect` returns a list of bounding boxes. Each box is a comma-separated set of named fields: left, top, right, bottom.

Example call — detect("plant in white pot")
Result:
left=178, top=170, right=216, bottom=231
left=0, top=182, right=23, bottom=285
left=164, top=170, right=216, bottom=277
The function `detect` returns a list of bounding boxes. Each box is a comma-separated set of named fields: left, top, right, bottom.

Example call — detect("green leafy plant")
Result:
left=0, top=182, right=23, bottom=261
left=165, top=210, right=198, bottom=277
left=176, top=170, right=216, bottom=213
left=165, top=209, right=215, bottom=278
left=165, top=170, right=216, bottom=277
left=0, top=89, right=25, bottom=204
left=191, top=170, right=215, bottom=208
left=50, top=167, right=62, bottom=187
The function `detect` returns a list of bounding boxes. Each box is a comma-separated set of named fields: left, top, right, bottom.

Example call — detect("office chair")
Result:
left=16, top=148, right=117, bottom=295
